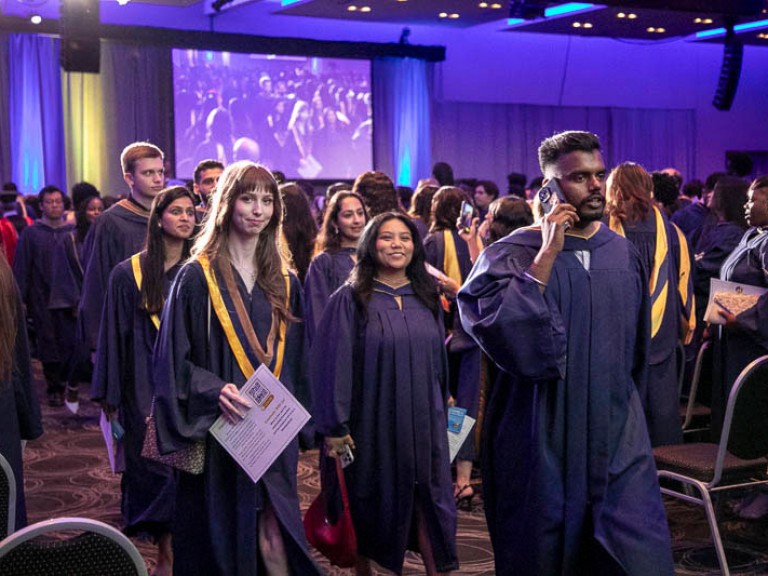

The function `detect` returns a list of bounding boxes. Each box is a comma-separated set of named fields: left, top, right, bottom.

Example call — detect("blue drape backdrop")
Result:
left=372, top=57, right=432, bottom=189
left=8, top=34, right=66, bottom=194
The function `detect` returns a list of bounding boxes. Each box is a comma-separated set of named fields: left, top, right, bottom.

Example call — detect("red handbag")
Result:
left=304, top=457, right=358, bottom=567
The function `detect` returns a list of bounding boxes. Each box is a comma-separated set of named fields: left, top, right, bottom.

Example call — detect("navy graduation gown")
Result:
left=302, top=247, right=355, bottom=346
left=311, top=282, right=458, bottom=575
left=424, top=228, right=481, bottom=461
left=617, top=210, right=687, bottom=446
left=79, top=202, right=149, bottom=350
left=152, top=261, right=320, bottom=576
left=0, top=292, right=43, bottom=530
left=457, top=224, right=673, bottom=576
left=712, top=228, right=768, bottom=436
left=91, top=255, right=177, bottom=538
left=12, top=221, right=78, bottom=364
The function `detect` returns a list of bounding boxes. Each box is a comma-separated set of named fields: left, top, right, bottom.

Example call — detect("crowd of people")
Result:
left=2, top=131, right=767, bottom=575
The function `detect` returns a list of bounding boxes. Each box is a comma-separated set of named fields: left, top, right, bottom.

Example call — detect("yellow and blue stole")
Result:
left=610, top=206, right=669, bottom=339
left=198, top=253, right=290, bottom=379
left=672, top=222, right=696, bottom=345
left=131, top=252, right=160, bottom=331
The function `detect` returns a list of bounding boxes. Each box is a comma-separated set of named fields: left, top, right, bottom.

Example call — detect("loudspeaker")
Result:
left=59, top=0, right=101, bottom=73
left=712, top=33, right=743, bottom=111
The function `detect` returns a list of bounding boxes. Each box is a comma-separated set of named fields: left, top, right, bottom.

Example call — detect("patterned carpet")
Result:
left=18, top=362, right=768, bottom=575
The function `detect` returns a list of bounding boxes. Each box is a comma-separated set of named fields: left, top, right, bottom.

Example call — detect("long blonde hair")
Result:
left=0, top=251, right=17, bottom=381
left=192, top=161, right=292, bottom=323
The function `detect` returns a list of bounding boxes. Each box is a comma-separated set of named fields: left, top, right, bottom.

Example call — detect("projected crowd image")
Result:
left=173, top=49, right=373, bottom=180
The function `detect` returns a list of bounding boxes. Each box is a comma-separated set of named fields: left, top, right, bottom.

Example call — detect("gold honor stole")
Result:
left=672, top=222, right=696, bottom=345
left=442, top=230, right=464, bottom=312
left=609, top=206, right=669, bottom=339
left=131, top=253, right=161, bottom=330
left=198, top=254, right=290, bottom=379
left=117, top=198, right=151, bottom=218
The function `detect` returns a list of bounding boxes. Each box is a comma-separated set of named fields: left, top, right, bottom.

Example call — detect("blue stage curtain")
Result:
left=432, top=101, right=695, bottom=193
left=0, top=34, right=11, bottom=184
left=372, top=57, right=432, bottom=188
left=8, top=34, right=66, bottom=195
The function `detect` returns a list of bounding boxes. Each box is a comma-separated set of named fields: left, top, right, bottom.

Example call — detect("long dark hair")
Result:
left=0, top=251, right=17, bottom=381
left=279, top=183, right=317, bottom=283
left=711, top=176, right=749, bottom=228
left=192, top=161, right=293, bottom=324
left=350, top=212, right=439, bottom=318
left=75, top=195, right=102, bottom=244
left=430, top=186, right=465, bottom=232
left=315, top=190, right=369, bottom=255
left=141, top=186, right=197, bottom=315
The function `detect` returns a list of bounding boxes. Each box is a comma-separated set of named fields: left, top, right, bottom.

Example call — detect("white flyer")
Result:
left=448, top=415, right=476, bottom=463
left=209, top=364, right=311, bottom=484
left=703, top=278, right=767, bottom=324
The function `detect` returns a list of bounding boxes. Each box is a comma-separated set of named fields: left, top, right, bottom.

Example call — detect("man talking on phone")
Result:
left=457, top=131, right=673, bottom=575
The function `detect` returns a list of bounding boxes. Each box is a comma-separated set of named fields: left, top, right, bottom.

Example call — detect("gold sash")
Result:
left=672, top=223, right=696, bottom=345
left=610, top=206, right=668, bottom=338
left=198, top=254, right=290, bottom=379
left=130, top=253, right=160, bottom=330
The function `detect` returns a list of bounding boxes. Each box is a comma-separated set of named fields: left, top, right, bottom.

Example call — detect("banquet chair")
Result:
left=0, top=517, right=148, bottom=576
left=0, top=454, right=16, bottom=540
left=654, top=354, right=768, bottom=576
left=681, top=340, right=712, bottom=436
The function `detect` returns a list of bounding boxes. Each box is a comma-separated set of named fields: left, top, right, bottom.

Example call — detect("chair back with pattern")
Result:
left=0, top=517, right=148, bottom=576
left=0, top=453, right=16, bottom=540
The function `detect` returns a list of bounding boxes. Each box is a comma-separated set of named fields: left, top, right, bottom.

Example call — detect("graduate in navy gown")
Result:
left=13, top=186, right=77, bottom=407
left=50, top=189, right=104, bottom=413
left=711, top=176, right=768, bottom=437
left=304, top=189, right=368, bottom=345
left=605, top=162, right=695, bottom=446
left=424, top=186, right=482, bottom=507
left=0, top=252, right=43, bottom=531
left=79, top=142, right=166, bottom=353
left=312, top=213, right=458, bottom=576
left=152, top=162, right=321, bottom=576
left=92, top=186, right=197, bottom=575
left=458, top=131, right=673, bottom=575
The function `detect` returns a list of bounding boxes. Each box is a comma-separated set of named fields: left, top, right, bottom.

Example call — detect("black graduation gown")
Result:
left=617, top=210, right=687, bottom=446
left=0, top=293, right=43, bottom=530
left=152, top=261, right=320, bottom=576
left=424, top=228, right=481, bottom=461
left=12, top=221, right=77, bottom=364
left=79, top=202, right=149, bottom=350
left=91, top=255, right=177, bottom=538
left=302, top=248, right=355, bottom=346
left=712, top=228, right=768, bottom=437
left=311, top=282, right=458, bottom=575
left=457, top=224, right=674, bottom=576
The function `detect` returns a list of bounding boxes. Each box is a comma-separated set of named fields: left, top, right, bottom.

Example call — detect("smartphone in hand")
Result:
left=538, top=178, right=567, bottom=214
left=459, top=201, right=475, bottom=233
left=340, top=444, right=355, bottom=469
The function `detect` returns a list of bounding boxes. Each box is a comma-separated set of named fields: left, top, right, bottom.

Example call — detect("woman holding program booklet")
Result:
left=152, top=161, right=320, bottom=575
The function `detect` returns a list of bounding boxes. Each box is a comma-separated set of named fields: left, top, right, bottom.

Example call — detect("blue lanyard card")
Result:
left=447, top=406, right=467, bottom=434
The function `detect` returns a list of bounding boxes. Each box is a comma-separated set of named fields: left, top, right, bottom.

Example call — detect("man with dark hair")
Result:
left=13, top=185, right=77, bottom=406
left=192, top=159, right=224, bottom=211
left=474, top=180, right=499, bottom=221
left=652, top=171, right=682, bottom=218
left=79, top=141, right=165, bottom=353
left=431, top=161, right=454, bottom=187
left=458, top=130, right=673, bottom=575
left=672, top=171, right=726, bottom=240
left=506, top=172, right=527, bottom=199
left=1, top=182, right=33, bottom=234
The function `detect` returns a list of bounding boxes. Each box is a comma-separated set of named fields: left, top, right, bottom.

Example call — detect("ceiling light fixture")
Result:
left=491, top=3, right=502, bottom=8
left=449, top=12, right=459, bottom=18
left=573, top=21, right=581, bottom=27
left=116, top=0, right=131, bottom=5
left=439, top=11, right=447, bottom=18
left=30, top=14, right=42, bottom=24
left=627, top=13, right=637, bottom=19
left=508, top=2, right=600, bottom=27
left=478, top=2, right=488, bottom=7
left=360, top=5, right=371, bottom=11
left=697, top=18, right=768, bottom=39
left=617, top=12, right=625, bottom=18
left=347, top=5, right=357, bottom=11
left=583, top=22, right=592, bottom=28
